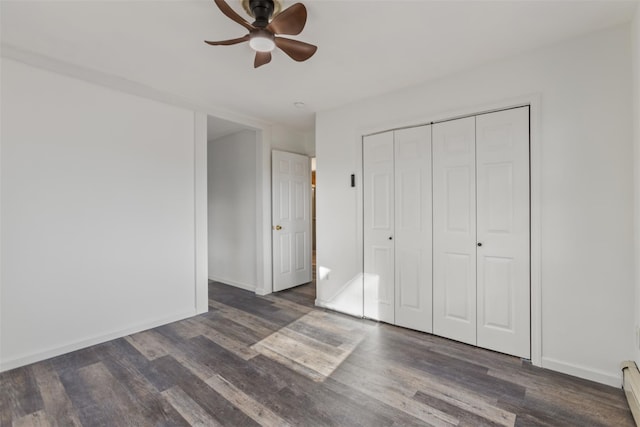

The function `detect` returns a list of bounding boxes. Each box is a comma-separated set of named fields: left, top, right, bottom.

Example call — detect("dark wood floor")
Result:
left=1, top=281, right=634, bottom=426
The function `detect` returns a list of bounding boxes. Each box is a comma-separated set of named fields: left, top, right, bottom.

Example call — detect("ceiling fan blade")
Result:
left=275, top=37, right=317, bottom=62
left=205, top=34, right=250, bottom=46
left=254, top=51, right=272, bottom=68
left=267, top=3, right=307, bottom=36
left=214, top=0, right=255, bottom=31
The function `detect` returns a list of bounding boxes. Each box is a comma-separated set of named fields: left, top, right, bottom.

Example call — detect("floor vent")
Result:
left=622, top=361, right=640, bottom=425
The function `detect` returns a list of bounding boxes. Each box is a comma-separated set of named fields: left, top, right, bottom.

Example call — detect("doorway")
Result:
left=206, top=115, right=260, bottom=292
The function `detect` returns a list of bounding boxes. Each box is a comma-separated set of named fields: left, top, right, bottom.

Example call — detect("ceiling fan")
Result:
left=205, top=0, right=318, bottom=68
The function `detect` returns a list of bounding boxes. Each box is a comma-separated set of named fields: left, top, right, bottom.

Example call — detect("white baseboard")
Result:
left=255, top=287, right=271, bottom=296
left=208, top=276, right=256, bottom=293
left=315, top=298, right=363, bottom=318
left=542, top=356, right=622, bottom=387
left=0, top=309, right=197, bottom=373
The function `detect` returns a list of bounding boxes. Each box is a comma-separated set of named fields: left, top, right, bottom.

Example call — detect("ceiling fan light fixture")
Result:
left=249, top=32, right=276, bottom=52
left=206, top=0, right=317, bottom=67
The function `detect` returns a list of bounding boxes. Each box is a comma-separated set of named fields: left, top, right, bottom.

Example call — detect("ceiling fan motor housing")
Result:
left=248, top=0, right=274, bottom=27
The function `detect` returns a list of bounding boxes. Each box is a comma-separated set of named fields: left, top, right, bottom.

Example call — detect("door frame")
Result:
left=357, top=94, right=542, bottom=367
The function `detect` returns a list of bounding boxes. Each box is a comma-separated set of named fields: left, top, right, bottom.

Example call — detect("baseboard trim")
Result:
left=208, top=276, right=256, bottom=293
left=0, top=309, right=197, bottom=373
left=621, top=361, right=640, bottom=425
left=541, top=356, right=621, bottom=387
left=315, top=298, right=363, bottom=318
left=255, top=287, right=270, bottom=296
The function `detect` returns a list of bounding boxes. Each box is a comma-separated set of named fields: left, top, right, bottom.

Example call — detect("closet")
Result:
left=363, top=106, right=530, bottom=358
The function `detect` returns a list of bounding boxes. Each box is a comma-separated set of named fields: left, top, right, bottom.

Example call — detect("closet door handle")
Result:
left=477, top=242, right=482, bottom=247
left=388, top=236, right=393, bottom=240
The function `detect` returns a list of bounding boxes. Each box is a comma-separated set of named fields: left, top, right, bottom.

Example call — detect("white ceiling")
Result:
left=1, top=0, right=638, bottom=133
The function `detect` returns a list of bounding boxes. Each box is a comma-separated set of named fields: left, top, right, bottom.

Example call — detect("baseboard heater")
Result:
left=621, top=361, right=640, bottom=425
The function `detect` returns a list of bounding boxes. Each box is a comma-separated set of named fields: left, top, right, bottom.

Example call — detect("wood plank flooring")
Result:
left=1, top=281, right=634, bottom=426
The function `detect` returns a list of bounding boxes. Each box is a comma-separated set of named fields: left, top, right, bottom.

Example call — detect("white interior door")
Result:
left=433, top=117, right=477, bottom=346
left=272, top=150, right=312, bottom=292
left=476, top=107, right=530, bottom=358
left=394, top=126, right=433, bottom=333
left=363, top=132, right=395, bottom=323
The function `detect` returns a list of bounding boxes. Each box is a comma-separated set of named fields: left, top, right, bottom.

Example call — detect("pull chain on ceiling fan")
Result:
left=205, top=0, right=317, bottom=68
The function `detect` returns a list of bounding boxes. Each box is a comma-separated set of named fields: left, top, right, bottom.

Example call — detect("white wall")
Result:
left=316, top=25, right=634, bottom=386
left=1, top=58, right=206, bottom=371
left=633, top=4, right=640, bottom=367
left=208, top=130, right=258, bottom=291
left=272, top=124, right=315, bottom=156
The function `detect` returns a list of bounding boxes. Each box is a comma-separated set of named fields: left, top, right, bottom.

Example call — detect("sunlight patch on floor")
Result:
left=251, top=310, right=365, bottom=382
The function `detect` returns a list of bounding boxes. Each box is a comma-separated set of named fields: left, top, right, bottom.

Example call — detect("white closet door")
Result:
left=363, top=132, right=395, bottom=323
left=433, top=117, right=477, bottom=345
left=476, top=107, right=530, bottom=358
left=394, top=126, right=433, bottom=333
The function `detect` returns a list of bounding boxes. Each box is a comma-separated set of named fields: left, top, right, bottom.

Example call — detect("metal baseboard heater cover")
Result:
left=622, top=361, right=640, bottom=426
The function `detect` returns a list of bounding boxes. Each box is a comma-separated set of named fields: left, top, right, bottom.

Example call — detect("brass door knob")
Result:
left=274, top=225, right=282, bottom=230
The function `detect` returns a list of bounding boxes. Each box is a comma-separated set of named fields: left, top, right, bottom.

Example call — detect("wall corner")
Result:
left=194, top=111, right=209, bottom=313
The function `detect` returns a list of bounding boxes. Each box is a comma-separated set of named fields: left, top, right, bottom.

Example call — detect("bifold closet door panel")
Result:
left=476, top=107, right=530, bottom=358
left=394, top=125, right=433, bottom=333
left=432, top=117, right=477, bottom=346
left=363, top=132, right=395, bottom=323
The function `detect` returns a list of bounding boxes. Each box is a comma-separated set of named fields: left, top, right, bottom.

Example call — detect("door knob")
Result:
left=388, top=236, right=393, bottom=240
left=477, top=242, right=482, bottom=247
left=274, top=225, right=282, bottom=230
